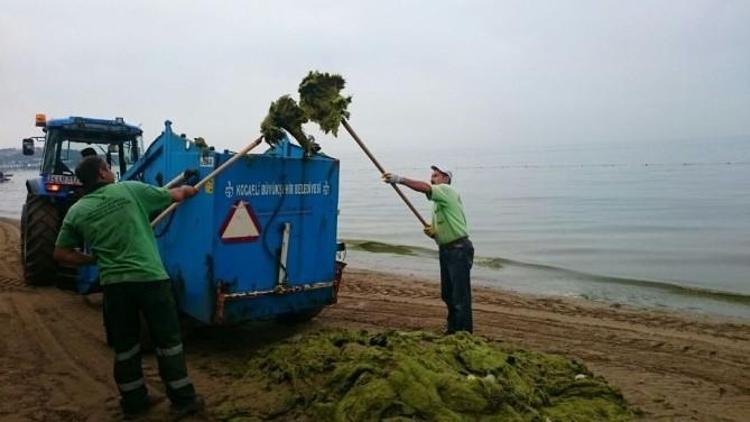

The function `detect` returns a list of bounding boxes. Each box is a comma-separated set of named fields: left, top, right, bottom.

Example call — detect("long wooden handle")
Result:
left=151, top=136, right=263, bottom=228
left=340, top=118, right=429, bottom=227
left=163, top=170, right=194, bottom=189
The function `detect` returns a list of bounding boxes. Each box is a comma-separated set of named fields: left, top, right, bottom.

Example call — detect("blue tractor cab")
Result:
left=20, top=114, right=142, bottom=287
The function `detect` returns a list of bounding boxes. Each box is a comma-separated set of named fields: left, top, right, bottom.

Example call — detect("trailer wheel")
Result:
left=22, top=195, right=59, bottom=286
left=277, top=307, right=324, bottom=325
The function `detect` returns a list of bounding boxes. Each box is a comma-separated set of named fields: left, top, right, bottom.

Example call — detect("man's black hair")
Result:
left=80, top=147, right=97, bottom=157
left=75, top=156, right=107, bottom=188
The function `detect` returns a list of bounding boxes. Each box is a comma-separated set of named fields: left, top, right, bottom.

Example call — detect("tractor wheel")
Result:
left=20, top=203, right=27, bottom=262
left=22, top=195, right=60, bottom=286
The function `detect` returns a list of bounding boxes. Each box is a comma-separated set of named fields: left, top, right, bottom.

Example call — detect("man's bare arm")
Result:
left=53, top=247, right=96, bottom=267
left=383, top=173, right=431, bottom=194
left=169, top=185, right=199, bottom=202
left=400, top=178, right=431, bottom=194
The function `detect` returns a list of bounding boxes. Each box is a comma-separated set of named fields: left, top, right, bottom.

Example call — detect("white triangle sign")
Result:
left=220, top=201, right=261, bottom=242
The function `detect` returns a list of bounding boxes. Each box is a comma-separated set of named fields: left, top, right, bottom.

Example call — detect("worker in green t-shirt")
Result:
left=53, top=155, right=204, bottom=419
left=383, top=165, right=474, bottom=334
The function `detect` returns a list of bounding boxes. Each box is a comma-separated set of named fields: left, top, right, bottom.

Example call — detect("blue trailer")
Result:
left=112, top=121, right=344, bottom=324
left=20, top=114, right=343, bottom=324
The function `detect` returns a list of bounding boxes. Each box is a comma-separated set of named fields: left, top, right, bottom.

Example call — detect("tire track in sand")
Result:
left=0, top=219, right=22, bottom=283
left=0, top=218, right=124, bottom=420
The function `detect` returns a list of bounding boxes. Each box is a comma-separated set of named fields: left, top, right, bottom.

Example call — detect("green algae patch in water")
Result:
left=347, top=240, right=419, bottom=256
left=216, top=330, right=633, bottom=421
left=342, top=239, right=505, bottom=269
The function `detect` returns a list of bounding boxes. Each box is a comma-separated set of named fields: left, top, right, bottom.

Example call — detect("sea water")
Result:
left=1, top=137, right=748, bottom=319
left=332, top=136, right=750, bottom=319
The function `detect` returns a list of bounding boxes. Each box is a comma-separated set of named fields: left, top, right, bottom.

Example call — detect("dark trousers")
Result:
left=439, top=238, right=474, bottom=333
left=103, top=280, right=196, bottom=412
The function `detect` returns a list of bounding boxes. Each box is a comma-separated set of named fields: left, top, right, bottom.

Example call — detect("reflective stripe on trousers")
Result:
left=118, top=377, right=145, bottom=392
left=167, top=376, right=192, bottom=390
left=115, top=343, right=141, bottom=362
left=155, top=343, right=183, bottom=358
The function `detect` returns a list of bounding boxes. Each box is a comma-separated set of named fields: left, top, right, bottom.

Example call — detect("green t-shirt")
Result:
left=428, top=183, right=469, bottom=245
left=56, top=181, right=172, bottom=284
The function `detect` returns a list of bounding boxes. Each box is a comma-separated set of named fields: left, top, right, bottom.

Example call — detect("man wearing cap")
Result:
left=383, top=165, right=474, bottom=334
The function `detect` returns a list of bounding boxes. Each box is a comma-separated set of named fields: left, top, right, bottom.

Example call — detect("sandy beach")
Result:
left=0, top=216, right=748, bottom=421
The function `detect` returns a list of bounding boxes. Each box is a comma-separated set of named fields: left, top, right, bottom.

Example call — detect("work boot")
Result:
left=122, top=395, right=165, bottom=420
left=170, top=395, right=205, bottom=420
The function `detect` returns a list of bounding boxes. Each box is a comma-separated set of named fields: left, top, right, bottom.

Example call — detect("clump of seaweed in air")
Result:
left=260, top=71, right=351, bottom=156
left=298, top=71, right=352, bottom=137
left=299, top=70, right=428, bottom=227
left=260, top=95, right=313, bottom=155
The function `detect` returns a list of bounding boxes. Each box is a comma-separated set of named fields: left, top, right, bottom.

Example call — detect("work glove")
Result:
left=423, top=225, right=437, bottom=239
left=382, top=173, right=404, bottom=184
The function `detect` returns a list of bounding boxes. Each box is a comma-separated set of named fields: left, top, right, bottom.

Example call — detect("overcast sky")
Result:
left=1, top=0, right=748, bottom=153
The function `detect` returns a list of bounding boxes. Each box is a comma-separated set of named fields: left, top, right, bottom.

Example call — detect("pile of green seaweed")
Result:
left=216, top=329, right=632, bottom=421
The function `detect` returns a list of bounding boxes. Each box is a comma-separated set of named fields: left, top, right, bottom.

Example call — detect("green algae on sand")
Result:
left=216, top=330, right=633, bottom=421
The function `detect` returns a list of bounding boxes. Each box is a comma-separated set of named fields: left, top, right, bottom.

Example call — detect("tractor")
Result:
left=20, top=114, right=142, bottom=287
left=19, top=115, right=343, bottom=325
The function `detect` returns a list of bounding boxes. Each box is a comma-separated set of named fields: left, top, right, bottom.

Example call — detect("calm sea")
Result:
left=2, top=137, right=749, bottom=319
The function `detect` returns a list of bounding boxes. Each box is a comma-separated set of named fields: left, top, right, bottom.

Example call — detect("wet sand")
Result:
left=1, top=217, right=748, bottom=421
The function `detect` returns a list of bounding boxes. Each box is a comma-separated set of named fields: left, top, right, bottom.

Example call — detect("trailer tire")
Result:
left=22, top=195, right=59, bottom=286
left=277, top=307, right=324, bottom=325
